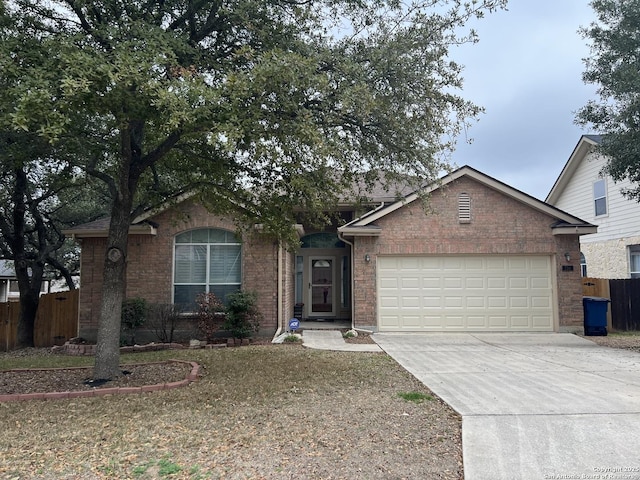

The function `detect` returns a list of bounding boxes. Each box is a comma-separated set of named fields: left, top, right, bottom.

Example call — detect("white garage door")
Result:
left=378, top=255, right=554, bottom=332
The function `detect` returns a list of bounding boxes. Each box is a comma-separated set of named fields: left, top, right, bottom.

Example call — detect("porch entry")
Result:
left=295, top=233, right=351, bottom=321
left=310, top=257, right=335, bottom=315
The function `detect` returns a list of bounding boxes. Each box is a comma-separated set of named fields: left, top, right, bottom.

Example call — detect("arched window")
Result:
left=174, top=228, right=241, bottom=308
left=300, top=232, right=345, bottom=248
left=580, top=252, right=587, bottom=277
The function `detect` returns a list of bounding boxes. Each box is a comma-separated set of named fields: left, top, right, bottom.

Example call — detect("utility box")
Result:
left=582, top=296, right=610, bottom=336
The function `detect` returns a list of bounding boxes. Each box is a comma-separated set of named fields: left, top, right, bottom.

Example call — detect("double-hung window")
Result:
left=174, top=229, right=241, bottom=309
left=593, top=178, right=607, bottom=216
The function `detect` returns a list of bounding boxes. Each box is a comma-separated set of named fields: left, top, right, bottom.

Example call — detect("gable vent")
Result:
left=458, top=193, right=471, bottom=223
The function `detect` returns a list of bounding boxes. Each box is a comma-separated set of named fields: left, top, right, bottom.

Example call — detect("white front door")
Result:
left=309, top=257, right=335, bottom=317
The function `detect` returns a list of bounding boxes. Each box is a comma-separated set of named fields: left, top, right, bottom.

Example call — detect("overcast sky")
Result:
left=449, top=1, right=598, bottom=200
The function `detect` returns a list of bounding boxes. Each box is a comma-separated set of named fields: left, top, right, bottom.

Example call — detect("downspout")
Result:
left=337, top=232, right=355, bottom=331
left=272, top=241, right=284, bottom=341
left=338, top=233, right=375, bottom=335
left=338, top=201, right=385, bottom=334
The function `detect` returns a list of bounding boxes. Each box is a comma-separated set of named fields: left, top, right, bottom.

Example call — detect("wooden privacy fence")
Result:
left=0, top=289, right=79, bottom=351
left=582, top=277, right=640, bottom=331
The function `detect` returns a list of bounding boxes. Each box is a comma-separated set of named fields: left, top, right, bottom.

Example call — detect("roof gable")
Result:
left=546, top=135, right=602, bottom=204
left=339, top=165, right=596, bottom=235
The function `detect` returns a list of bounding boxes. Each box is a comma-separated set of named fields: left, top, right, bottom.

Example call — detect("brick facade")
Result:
left=77, top=174, right=586, bottom=339
left=350, top=177, right=584, bottom=332
left=77, top=200, right=290, bottom=341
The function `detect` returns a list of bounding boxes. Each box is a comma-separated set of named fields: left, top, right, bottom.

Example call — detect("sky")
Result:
left=449, top=1, right=599, bottom=200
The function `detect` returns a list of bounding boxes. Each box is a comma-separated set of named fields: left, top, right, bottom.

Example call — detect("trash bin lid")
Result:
left=582, top=296, right=611, bottom=302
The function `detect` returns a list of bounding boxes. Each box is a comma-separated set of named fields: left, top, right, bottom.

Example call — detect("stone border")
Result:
left=54, top=340, right=241, bottom=356
left=0, top=360, right=200, bottom=403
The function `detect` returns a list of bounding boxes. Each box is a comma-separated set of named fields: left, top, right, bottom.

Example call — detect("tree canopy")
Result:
left=2, top=0, right=506, bottom=377
left=577, top=0, right=640, bottom=200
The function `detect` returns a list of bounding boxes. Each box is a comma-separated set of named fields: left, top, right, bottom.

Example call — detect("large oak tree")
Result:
left=577, top=0, right=640, bottom=199
left=2, top=0, right=506, bottom=378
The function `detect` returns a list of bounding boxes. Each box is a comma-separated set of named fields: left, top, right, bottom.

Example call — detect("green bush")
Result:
left=121, top=297, right=148, bottom=345
left=223, top=291, right=261, bottom=339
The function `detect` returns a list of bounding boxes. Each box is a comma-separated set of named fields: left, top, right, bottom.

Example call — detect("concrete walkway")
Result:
left=372, top=333, right=640, bottom=480
left=301, top=330, right=382, bottom=352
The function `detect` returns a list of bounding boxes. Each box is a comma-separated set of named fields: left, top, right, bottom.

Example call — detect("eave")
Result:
left=64, top=223, right=157, bottom=239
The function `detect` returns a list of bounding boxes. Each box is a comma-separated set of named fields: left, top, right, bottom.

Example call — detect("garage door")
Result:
left=377, top=255, right=554, bottom=332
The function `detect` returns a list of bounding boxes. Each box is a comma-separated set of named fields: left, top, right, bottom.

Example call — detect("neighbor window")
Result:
left=580, top=252, right=587, bottom=277
left=630, top=246, right=640, bottom=279
left=173, top=228, right=241, bottom=309
left=593, top=178, right=607, bottom=216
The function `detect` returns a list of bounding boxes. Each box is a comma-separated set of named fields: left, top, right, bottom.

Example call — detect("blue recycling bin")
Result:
left=582, top=296, right=610, bottom=336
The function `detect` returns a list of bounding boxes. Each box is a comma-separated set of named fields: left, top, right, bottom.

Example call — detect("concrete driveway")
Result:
left=372, top=333, right=640, bottom=480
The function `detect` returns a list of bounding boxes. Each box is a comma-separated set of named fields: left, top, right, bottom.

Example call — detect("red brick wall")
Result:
left=77, top=200, right=282, bottom=340
left=352, top=177, right=584, bottom=331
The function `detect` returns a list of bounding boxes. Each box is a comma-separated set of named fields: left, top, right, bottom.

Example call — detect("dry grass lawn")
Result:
left=0, top=345, right=462, bottom=479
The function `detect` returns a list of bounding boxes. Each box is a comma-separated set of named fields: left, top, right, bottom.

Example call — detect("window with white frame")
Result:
left=580, top=252, right=587, bottom=277
left=174, top=228, right=241, bottom=309
left=630, top=246, right=640, bottom=279
left=593, top=178, right=607, bottom=216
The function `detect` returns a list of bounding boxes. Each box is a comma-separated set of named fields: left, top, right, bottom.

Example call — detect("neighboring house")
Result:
left=546, top=135, right=640, bottom=279
left=0, top=261, right=18, bottom=302
left=67, top=166, right=596, bottom=341
left=0, top=261, right=53, bottom=302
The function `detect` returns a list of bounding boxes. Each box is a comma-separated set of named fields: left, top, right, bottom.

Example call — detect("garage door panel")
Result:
left=444, top=277, right=463, bottom=289
left=422, top=277, right=441, bottom=288
left=466, top=297, right=485, bottom=308
left=533, top=315, right=553, bottom=328
left=487, top=277, right=507, bottom=289
left=443, top=257, right=465, bottom=270
left=467, top=316, right=488, bottom=328
left=488, top=297, right=507, bottom=308
left=532, top=296, right=551, bottom=307
left=510, top=297, right=529, bottom=308
left=465, top=277, right=485, bottom=289
left=531, top=277, right=551, bottom=289
left=511, top=316, right=530, bottom=328
left=509, top=277, right=528, bottom=289
left=422, top=296, right=442, bottom=307
left=489, top=315, right=508, bottom=328
left=377, top=255, right=554, bottom=332
left=444, top=296, right=463, bottom=308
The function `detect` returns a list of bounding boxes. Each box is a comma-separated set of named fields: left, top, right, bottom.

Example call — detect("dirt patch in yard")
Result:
left=0, top=345, right=463, bottom=479
left=579, top=331, right=640, bottom=352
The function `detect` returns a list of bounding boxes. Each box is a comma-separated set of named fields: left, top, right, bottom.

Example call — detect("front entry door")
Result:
left=309, top=257, right=335, bottom=316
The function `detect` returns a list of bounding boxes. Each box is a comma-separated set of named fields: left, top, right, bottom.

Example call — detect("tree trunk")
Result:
left=15, top=288, right=39, bottom=348
left=93, top=196, right=132, bottom=380
left=93, top=121, right=143, bottom=380
left=14, top=257, right=44, bottom=348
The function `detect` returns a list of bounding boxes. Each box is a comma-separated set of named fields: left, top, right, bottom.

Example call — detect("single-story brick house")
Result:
left=67, top=166, right=596, bottom=341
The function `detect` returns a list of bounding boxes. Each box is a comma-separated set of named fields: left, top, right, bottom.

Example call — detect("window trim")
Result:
left=172, top=228, right=242, bottom=309
left=593, top=178, right=608, bottom=217
left=629, top=245, right=640, bottom=279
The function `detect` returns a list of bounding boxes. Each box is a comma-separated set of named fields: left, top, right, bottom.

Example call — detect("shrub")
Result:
left=121, top=297, right=148, bottom=345
left=223, top=291, right=261, bottom=339
left=146, top=303, right=182, bottom=343
left=195, top=292, right=225, bottom=342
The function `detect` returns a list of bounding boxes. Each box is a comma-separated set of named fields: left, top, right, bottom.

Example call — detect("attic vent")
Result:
left=458, top=193, right=471, bottom=223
